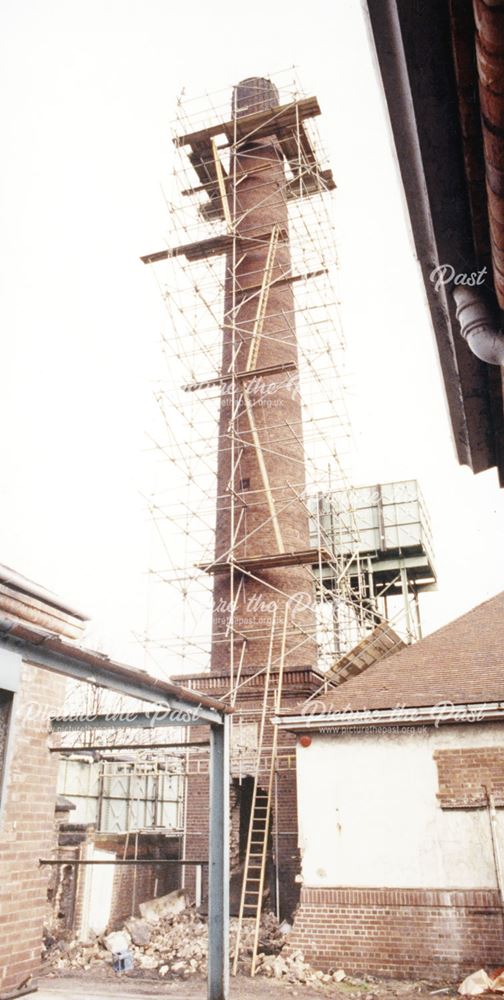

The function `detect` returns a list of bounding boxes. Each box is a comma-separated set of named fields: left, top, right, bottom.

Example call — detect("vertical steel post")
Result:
left=400, top=562, right=413, bottom=641
left=195, top=863, right=202, bottom=908
left=413, top=589, right=423, bottom=640
left=208, top=716, right=230, bottom=1000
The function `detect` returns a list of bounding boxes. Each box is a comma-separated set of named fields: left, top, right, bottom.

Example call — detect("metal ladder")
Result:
left=232, top=606, right=288, bottom=977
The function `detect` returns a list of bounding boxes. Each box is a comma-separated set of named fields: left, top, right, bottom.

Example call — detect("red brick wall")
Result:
left=184, top=770, right=210, bottom=903
left=0, top=662, right=65, bottom=996
left=434, top=748, right=504, bottom=808
left=97, top=834, right=181, bottom=929
left=289, top=886, right=504, bottom=981
left=107, top=859, right=179, bottom=929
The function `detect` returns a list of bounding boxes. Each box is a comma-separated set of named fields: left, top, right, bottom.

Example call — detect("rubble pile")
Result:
left=44, top=890, right=345, bottom=986
left=45, top=907, right=209, bottom=979
left=458, top=968, right=504, bottom=996
left=256, top=950, right=347, bottom=986
left=231, top=909, right=287, bottom=961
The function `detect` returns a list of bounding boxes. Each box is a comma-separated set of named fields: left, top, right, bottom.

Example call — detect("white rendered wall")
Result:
left=296, top=724, right=504, bottom=889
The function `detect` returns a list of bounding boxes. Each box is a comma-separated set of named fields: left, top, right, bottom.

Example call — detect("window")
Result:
left=0, top=689, right=14, bottom=805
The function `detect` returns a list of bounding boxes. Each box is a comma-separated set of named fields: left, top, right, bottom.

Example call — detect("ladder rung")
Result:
left=232, top=631, right=286, bottom=980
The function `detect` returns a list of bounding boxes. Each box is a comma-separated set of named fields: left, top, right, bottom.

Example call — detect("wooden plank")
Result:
left=174, top=96, right=321, bottom=149
left=211, top=137, right=232, bottom=231
left=182, top=360, right=297, bottom=392
left=141, top=227, right=287, bottom=266
left=327, top=624, right=405, bottom=683
left=198, top=548, right=332, bottom=574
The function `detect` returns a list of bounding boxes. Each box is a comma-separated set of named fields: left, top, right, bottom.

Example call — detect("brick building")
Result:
left=277, top=591, right=504, bottom=981
left=0, top=563, right=230, bottom=998
left=0, top=565, right=88, bottom=998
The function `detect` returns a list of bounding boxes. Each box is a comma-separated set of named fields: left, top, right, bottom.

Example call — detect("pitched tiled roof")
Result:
left=309, top=591, right=504, bottom=712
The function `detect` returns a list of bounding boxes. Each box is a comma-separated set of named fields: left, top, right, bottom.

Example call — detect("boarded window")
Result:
left=434, top=747, right=504, bottom=808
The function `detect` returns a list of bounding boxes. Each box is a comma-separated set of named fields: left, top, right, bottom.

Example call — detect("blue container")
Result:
left=113, top=949, right=134, bottom=973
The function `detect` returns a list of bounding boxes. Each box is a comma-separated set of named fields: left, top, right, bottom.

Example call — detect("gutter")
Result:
left=273, top=701, right=504, bottom=732
left=0, top=563, right=88, bottom=621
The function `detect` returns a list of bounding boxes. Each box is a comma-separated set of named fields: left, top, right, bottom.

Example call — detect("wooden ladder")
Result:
left=232, top=606, right=288, bottom=977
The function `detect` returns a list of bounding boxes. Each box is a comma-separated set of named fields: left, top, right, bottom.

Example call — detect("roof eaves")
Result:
left=274, top=701, right=504, bottom=732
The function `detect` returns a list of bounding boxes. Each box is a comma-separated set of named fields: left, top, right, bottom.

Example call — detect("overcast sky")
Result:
left=1, top=0, right=503, bottom=672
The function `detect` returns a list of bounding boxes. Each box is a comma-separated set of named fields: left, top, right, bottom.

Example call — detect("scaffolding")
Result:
left=140, top=71, right=418, bottom=692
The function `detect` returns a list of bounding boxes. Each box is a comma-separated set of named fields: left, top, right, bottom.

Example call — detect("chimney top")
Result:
left=233, top=77, right=280, bottom=118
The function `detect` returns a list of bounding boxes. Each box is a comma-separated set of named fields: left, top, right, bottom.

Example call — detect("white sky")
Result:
left=1, top=0, right=503, bottom=670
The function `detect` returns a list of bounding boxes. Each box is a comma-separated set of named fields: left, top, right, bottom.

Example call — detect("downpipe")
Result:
left=453, top=286, right=504, bottom=366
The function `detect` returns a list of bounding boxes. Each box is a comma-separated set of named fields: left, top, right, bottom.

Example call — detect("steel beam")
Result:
left=51, top=707, right=215, bottom=732
left=39, top=858, right=206, bottom=866
left=50, top=740, right=210, bottom=752
left=0, top=624, right=226, bottom=726
left=208, top=717, right=229, bottom=1000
